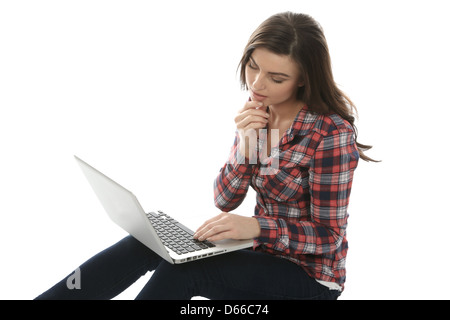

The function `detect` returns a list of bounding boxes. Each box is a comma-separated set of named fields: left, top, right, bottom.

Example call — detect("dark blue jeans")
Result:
left=35, top=235, right=340, bottom=300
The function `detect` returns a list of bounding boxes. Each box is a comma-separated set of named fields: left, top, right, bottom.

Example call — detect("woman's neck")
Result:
left=268, top=99, right=305, bottom=125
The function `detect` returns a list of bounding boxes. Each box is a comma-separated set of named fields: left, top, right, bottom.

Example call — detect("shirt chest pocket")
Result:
left=258, top=166, right=304, bottom=202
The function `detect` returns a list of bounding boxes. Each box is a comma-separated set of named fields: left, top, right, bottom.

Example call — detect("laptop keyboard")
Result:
left=146, top=211, right=215, bottom=255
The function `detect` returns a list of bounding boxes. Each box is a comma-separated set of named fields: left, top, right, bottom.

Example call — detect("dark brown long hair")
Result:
left=238, top=12, right=377, bottom=162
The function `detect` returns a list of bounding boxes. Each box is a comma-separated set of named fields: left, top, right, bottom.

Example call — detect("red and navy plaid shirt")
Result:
left=214, top=106, right=359, bottom=288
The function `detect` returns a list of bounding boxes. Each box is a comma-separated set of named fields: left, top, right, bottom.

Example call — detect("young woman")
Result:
left=36, top=11, right=374, bottom=300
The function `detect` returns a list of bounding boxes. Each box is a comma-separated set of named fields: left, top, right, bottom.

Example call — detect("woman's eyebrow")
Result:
left=249, top=56, right=291, bottom=78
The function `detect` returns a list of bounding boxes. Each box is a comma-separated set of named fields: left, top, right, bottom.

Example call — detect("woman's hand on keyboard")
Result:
left=193, top=212, right=261, bottom=242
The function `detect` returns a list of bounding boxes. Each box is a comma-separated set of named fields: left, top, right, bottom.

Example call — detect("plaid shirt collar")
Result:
left=280, top=106, right=320, bottom=145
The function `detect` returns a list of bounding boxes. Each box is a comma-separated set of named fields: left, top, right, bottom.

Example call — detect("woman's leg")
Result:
left=135, top=249, right=340, bottom=300
left=35, top=235, right=162, bottom=300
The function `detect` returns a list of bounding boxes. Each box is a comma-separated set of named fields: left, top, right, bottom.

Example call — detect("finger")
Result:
left=194, top=214, right=224, bottom=239
left=195, top=213, right=223, bottom=231
left=197, top=224, right=231, bottom=241
left=238, top=101, right=267, bottom=116
left=205, top=230, right=235, bottom=242
left=236, top=117, right=268, bottom=132
left=235, top=108, right=270, bottom=124
left=235, top=111, right=270, bottom=130
left=194, top=212, right=232, bottom=240
left=241, top=100, right=264, bottom=111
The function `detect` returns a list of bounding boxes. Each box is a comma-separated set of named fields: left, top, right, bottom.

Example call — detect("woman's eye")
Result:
left=272, top=78, right=284, bottom=84
left=248, top=63, right=258, bottom=70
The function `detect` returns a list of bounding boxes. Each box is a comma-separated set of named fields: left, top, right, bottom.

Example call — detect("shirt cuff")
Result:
left=254, top=216, right=290, bottom=252
left=254, top=216, right=279, bottom=244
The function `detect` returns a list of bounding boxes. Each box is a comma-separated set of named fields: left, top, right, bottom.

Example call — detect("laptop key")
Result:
left=173, top=222, right=195, bottom=236
left=190, top=244, right=203, bottom=251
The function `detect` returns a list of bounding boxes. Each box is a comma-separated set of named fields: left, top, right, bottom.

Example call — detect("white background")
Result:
left=1, top=0, right=449, bottom=300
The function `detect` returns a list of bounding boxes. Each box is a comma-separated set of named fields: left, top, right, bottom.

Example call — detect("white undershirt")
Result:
left=316, top=279, right=342, bottom=291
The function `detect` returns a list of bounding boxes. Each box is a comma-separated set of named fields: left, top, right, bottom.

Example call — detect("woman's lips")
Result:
left=251, top=90, right=267, bottom=101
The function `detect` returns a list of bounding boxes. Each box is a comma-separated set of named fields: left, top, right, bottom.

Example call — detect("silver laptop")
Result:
left=74, top=156, right=253, bottom=264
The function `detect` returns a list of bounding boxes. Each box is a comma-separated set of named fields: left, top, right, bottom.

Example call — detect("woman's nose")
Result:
left=252, top=73, right=265, bottom=90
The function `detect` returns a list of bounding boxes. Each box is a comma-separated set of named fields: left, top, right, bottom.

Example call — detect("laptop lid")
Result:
left=74, top=156, right=173, bottom=264
left=74, top=156, right=253, bottom=264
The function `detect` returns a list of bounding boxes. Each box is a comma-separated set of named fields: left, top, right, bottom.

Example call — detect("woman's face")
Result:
left=245, top=48, right=304, bottom=107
